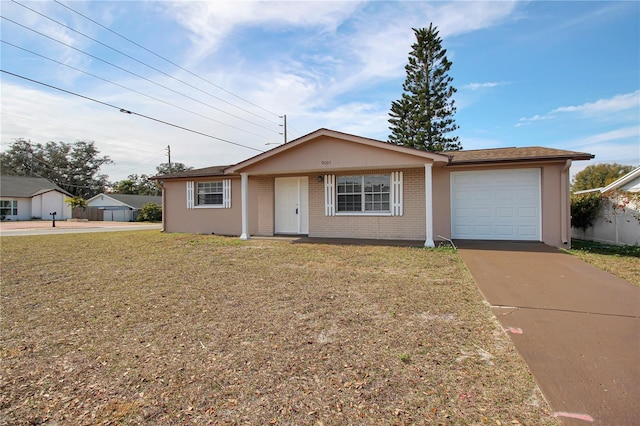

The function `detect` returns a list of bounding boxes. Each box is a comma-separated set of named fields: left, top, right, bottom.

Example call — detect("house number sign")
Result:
left=321, top=160, right=332, bottom=166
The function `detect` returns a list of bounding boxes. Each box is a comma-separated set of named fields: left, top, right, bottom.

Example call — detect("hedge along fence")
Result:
left=571, top=193, right=602, bottom=231
left=571, top=190, right=640, bottom=246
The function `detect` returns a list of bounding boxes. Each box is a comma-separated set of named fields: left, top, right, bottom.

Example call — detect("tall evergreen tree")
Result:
left=388, top=25, right=461, bottom=152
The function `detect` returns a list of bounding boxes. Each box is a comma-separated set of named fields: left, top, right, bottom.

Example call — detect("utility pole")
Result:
left=280, top=115, right=287, bottom=144
left=166, top=145, right=172, bottom=173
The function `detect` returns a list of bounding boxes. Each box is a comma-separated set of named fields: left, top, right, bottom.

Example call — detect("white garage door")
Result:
left=451, top=169, right=541, bottom=241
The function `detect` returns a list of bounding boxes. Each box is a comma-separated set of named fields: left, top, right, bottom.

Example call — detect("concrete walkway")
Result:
left=458, top=241, right=639, bottom=426
left=0, top=220, right=161, bottom=236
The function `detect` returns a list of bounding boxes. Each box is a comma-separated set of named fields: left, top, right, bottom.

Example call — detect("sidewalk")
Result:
left=0, top=220, right=161, bottom=236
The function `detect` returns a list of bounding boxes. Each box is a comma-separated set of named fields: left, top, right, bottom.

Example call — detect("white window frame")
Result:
left=186, top=179, right=231, bottom=209
left=324, top=173, right=403, bottom=217
left=330, top=174, right=396, bottom=216
left=0, top=200, right=18, bottom=216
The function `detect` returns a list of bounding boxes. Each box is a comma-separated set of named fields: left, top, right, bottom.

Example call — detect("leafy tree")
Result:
left=65, top=196, right=88, bottom=209
left=0, top=138, right=112, bottom=198
left=572, top=163, right=635, bottom=192
left=155, top=162, right=192, bottom=176
left=111, top=174, right=160, bottom=196
left=388, top=24, right=461, bottom=152
left=137, top=202, right=162, bottom=222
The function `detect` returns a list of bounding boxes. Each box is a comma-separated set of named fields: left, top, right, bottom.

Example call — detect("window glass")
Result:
left=197, top=182, right=224, bottom=205
left=337, top=175, right=390, bottom=212
left=0, top=200, right=17, bottom=216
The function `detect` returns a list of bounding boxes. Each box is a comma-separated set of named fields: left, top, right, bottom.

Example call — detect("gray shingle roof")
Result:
left=0, top=175, right=73, bottom=197
left=448, top=146, right=594, bottom=164
left=150, top=165, right=229, bottom=180
left=98, top=194, right=162, bottom=209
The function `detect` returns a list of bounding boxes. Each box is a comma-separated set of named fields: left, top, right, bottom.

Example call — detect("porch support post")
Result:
left=424, top=163, right=435, bottom=248
left=240, top=173, right=249, bottom=240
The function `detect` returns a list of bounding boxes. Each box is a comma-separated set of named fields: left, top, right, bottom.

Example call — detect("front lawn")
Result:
left=0, top=231, right=557, bottom=425
left=568, top=239, right=640, bottom=286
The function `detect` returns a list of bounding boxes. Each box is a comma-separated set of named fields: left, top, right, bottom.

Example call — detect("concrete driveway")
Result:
left=458, top=241, right=639, bottom=426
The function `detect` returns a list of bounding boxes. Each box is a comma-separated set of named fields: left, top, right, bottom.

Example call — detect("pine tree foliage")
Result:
left=388, top=25, right=461, bottom=152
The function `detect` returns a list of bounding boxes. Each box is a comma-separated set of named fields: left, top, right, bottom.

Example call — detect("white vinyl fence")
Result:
left=572, top=198, right=640, bottom=246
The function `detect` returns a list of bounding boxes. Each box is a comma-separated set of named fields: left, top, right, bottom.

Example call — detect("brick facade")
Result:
left=249, top=169, right=427, bottom=240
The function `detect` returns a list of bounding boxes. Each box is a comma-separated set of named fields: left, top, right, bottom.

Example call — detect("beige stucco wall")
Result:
left=233, top=135, right=446, bottom=175
left=162, top=177, right=259, bottom=235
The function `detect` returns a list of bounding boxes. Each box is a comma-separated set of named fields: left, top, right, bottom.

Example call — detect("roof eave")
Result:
left=149, top=167, right=231, bottom=180
left=600, top=166, right=640, bottom=193
left=448, top=154, right=595, bottom=166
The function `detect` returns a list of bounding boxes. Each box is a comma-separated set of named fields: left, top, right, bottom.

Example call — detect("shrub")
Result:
left=137, top=202, right=162, bottom=222
left=570, top=193, right=602, bottom=231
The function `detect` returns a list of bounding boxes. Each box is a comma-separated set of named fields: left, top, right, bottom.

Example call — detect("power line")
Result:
left=11, top=0, right=281, bottom=127
left=1, top=40, right=276, bottom=141
left=1, top=69, right=265, bottom=153
left=53, top=0, right=282, bottom=119
left=286, top=122, right=304, bottom=140
left=0, top=15, right=280, bottom=135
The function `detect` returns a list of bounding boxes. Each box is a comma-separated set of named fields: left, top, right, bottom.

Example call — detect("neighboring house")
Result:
left=0, top=175, right=73, bottom=220
left=572, top=166, right=640, bottom=246
left=86, top=193, right=162, bottom=222
left=152, top=128, right=594, bottom=248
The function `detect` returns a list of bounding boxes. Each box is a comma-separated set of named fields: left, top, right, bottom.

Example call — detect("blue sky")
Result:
left=1, top=0, right=638, bottom=182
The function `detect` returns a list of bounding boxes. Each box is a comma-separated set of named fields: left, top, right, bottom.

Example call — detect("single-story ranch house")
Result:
left=0, top=175, right=73, bottom=221
left=153, top=129, right=594, bottom=247
left=86, top=193, right=162, bottom=222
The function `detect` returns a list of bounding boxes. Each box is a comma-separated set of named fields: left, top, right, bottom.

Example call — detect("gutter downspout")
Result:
left=561, top=159, right=572, bottom=246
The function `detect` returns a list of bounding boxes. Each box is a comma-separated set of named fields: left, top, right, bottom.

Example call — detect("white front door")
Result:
left=275, top=177, right=309, bottom=235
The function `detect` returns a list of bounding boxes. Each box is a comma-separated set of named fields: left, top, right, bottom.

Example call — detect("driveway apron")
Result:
left=457, top=241, right=639, bottom=426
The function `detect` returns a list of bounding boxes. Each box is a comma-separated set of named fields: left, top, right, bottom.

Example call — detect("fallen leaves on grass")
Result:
left=0, top=232, right=558, bottom=425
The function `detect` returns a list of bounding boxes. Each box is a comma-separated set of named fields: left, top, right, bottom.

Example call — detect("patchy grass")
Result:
left=568, top=239, right=640, bottom=286
left=1, top=231, right=557, bottom=425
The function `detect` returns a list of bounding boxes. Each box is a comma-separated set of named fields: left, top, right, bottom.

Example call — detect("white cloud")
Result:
left=515, top=114, right=555, bottom=127
left=1, top=0, right=103, bottom=84
left=517, top=90, right=640, bottom=126
left=163, top=1, right=363, bottom=66
left=162, top=0, right=520, bottom=106
left=463, top=81, right=509, bottom=91
left=346, top=1, right=519, bottom=82
left=565, top=126, right=640, bottom=148
left=552, top=90, right=640, bottom=115
left=570, top=143, right=640, bottom=179
left=556, top=126, right=640, bottom=178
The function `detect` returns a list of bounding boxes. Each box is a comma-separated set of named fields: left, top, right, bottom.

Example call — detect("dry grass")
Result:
left=568, top=240, right=640, bottom=286
left=1, top=231, right=557, bottom=425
